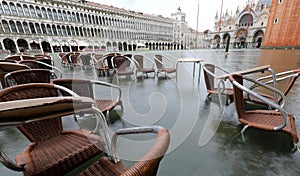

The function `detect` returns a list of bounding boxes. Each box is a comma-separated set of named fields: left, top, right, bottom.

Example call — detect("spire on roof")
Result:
left=177, top=6, right=181, bottom=12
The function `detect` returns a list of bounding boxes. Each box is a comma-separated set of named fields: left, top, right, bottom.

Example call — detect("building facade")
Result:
left=212, top=0, right=272, bottom=49
left=171, top=7, right=189, bottom=50
left=262, top=0, right=300, bottom=49
left=0, top=0, right=180, bottom=54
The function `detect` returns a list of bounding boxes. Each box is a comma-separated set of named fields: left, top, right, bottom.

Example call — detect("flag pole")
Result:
left=196, top=0, right=200, bottom=48
left=218, top=0, right=224, bottom=36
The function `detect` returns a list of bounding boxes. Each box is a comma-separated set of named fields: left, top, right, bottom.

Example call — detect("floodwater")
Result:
left=1, top=49, right=300, bottom=176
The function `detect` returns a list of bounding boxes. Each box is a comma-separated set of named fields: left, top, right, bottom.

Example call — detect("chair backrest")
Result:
left=69, top=54, right=79, bottom=64
left=0, top=62, right=30, bottom=88
left=229, top=74, right=246, bottom=118
left=154, top=55, right=163, bottom=69
left=5, top=69, right=51, bottom=87
left=113, top=55, right=127, bottom=71
left=79, top=54, right=92, bottom=66
left=0, top=83, right=62, bottom=141
left=22, top=55, right=36, bottom=60
left=52, top=78, right=94, bottom=99
left=103, top=53, right=119, bottom=69
left=133, top=55, right=144, bottom=71
left=4, top=55, right=22, bottom=62
left=203, top=64, right=216, bottom=91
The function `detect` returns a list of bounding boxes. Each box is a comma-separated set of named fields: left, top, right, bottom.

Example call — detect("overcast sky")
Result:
left=90, top=0, right=252, bottom=31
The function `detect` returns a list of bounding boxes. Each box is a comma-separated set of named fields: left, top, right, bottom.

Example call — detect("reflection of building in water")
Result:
left=262, top=0, right=300, bottom=49
left=0, top=0, right=187, bottom=53
left=211, top=0, right=271, bottom=49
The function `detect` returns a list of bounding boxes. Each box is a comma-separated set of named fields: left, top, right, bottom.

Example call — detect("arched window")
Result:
left=47, top=8, right=53, bottom=20
left=70, top=26, right=75, bottom=36
left=91, top=28, right=94, bottom=37
left=62, top=26, right=67, bottom=35
left=23, top=22, right=30, bottom=34
left=76, top=13, right=80, bottom=22
left=75, top=27, right=79, bottom=36
left=16, top=21, right=24, bottom=33
left=67, top=11, right=71, bottom=21
left=63, top=11, right=68, bottom=21
left=239, top=14, right=253, bottom=27
left=10, top=3, right=17, bottom=15
left=57, top=26, right=62, bottom=36
left=2, top=20, right=10, bottom=33
left=83, top=28, right=87, bottom=36
left=23, top=5, right=30, bottom=16
left=29, top=5, right=36, bottom=17
left=53, top=9, right=58, bottom=20
left=36, top=6, right=42, bottom=18
left=52, top=25, right=57, bottom=35
left=41, top=7, right=47, bottom=19
left=71, top=12, right=76, bottom=22
left=35, top=23, right=42, bottom=34
left=41, top=24, right=47, bottom=34
left=47, top=24, right=52, bottom=35
left=3, top=2, right=11, bottom=14
left=9, top=21, right=17, bottom=33
left=88, top=15, right=91, bottom=24
left=57, top=10, right=62, bottom=20
left=79, top=27, right=83, bottom=36
left=84, top=14, right=88, bottom=23
left=29, top=22, right=36, bottom=34
left=66, top=26, right=71, bottom=36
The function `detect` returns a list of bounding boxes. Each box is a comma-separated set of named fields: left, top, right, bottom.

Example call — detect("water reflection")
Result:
left=1, top=49, right=300, bottom=176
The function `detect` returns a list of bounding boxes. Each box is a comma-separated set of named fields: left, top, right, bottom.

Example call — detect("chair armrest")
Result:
left=0, top=148, right=24, bottom=172
left=143, top=55, right=156, bottom=68
left=251, top=70, right=299, bottom=89
left=153, top=56, right=165, bottom=69
left=90, top=80, right=122, bottom=103
left=110, top=126, right=170, bottom=163
left=230, top=75, right=288, bottom=130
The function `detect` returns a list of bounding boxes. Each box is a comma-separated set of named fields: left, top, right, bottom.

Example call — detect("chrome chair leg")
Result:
left=241, top=125, right=249, bottom=142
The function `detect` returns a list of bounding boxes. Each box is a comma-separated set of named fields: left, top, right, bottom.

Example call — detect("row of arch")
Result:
left=0, top=38, right=183, bottom=54
left=0, top=1, right=172, bottom=33
left=213, top=29, right=264, bottom=48
left=0, top=19, right=172, bottom=41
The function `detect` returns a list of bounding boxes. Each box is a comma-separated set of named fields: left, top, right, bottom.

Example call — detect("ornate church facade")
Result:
left=212, top=0, right=272, bottom=49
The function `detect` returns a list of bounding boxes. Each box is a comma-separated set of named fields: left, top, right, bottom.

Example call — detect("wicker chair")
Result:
left=113, top=55, right=135, bottom=82
left=4, top=69, right=54, bottom=87
left=79, top=126, right=170, bottom=176
left=133, top=55, right=155, bottom=78
left=0, top=62, right=30, bottom=89
left=52, top=78, right=123, bottom=120
left=93, top=54, right=109, bottom=76
left=202, top=63, right=234, bottom=104
left=245, top=69, right=300, bottom=107
left=0, top=83, right=107, bottom=176
left=229, top=74, right=298, bottom=146
left=101, top=52, right=121, bottom=76
left=78, top=53, right=93, bottom=69
left=154, top=55, right=176, bottom=78
left=69, top=53, right=82, bottom=68
left=19, top=60, right=62, bottom=78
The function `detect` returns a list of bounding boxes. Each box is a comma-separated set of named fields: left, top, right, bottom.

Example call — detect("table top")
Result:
left=177, top=58, right=203, bottom=63
left=218, top=65, right=270, bottom=79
